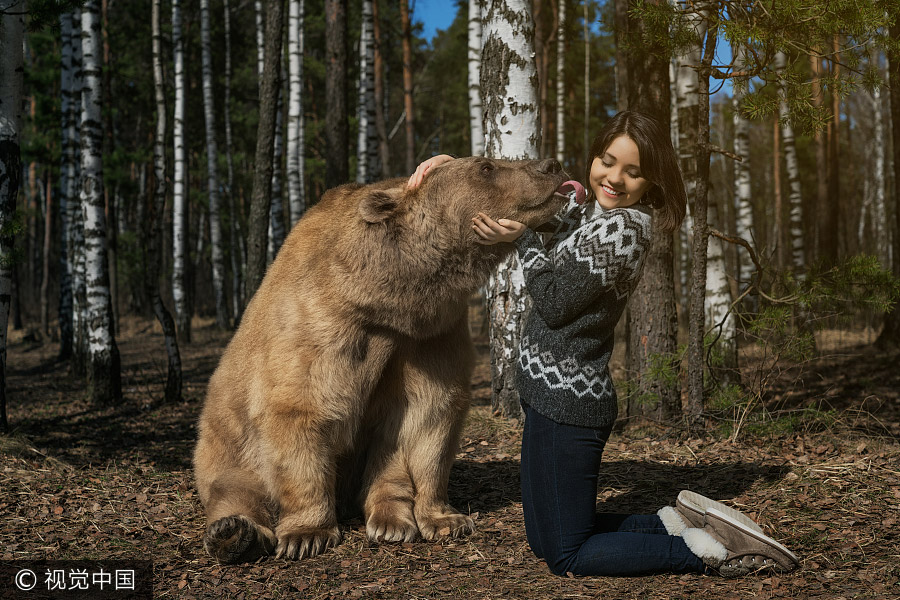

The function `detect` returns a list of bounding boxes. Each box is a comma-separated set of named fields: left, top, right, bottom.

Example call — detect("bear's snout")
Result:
left=536, top=158, right=562, bottom=175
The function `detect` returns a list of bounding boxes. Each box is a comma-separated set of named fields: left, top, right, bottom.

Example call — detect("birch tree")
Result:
left=201, top=0, right=229, bottom=328
left=80, top=0, right=121, bottom=403
left=356, top=0, right=378, bottom=183
left=152, top=0, right=183, bottom=402
left=481, top=0, right=539, bottom=419
left=0, top=0, right=25, bottom=431
left=287, top=0, right=306, bottom=226
left=555, top=0, right=565, bottom=163
left=775, top=51, right=804, bottom=273
left=468, top=0, right=484, bottom=156
left=732, top=42, right=754, bottom=295
left=172, top=0, right=191, bottom=342
left=68, top=10, right=88, bottom=374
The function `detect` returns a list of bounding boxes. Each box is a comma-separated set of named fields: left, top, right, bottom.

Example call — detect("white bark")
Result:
left=867, top=81, right=887, bottom=266
left=776, top=51, right=804, bottom=272
left=80, top=0, right=120, bottom=401
left=356, top=0, right=378, bottom=183
left=481, top=0, right=539, bottom=419
left=201, top=0, right=228, bottom=327
left=732, top=42, right=754, bottom=293
left=555, top=0, right=565, bottom=163
left=172, top=0, right=190, bottom=338
left=468, top=0, right=484, bottom=156
left=706, top=196, right=736, bottom=376
left=255, top=1, right=265, bottom=79
left=68, top=10, right=87, bottom=368
left=287, top=0, right=306, bottom=225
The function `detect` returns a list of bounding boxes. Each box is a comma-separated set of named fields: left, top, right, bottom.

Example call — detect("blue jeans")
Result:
left=520, top=404, right=707, bottom=576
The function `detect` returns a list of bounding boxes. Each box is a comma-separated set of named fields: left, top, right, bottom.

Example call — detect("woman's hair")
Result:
left=583, top=110, right=687, bottom=232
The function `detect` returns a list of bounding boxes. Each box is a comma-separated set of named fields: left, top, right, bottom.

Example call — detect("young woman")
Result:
left=408, top=111, right=799, bottom=578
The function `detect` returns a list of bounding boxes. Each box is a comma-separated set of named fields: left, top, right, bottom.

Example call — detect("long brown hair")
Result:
left=583, top=111, right=687, bottom=232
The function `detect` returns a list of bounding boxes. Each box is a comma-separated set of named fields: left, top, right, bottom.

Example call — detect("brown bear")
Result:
left=193, top=156, right=570, bottom=563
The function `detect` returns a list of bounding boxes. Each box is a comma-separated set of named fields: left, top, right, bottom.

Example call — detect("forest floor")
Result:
left=2, top=315, right=900, bottom=599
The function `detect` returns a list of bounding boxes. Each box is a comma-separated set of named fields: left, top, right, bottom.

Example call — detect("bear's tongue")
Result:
left=555, top=180, right=586, bottom=205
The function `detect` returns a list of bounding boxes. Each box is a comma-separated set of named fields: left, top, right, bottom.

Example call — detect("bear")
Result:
left=193, top=156, right=571, bottom=563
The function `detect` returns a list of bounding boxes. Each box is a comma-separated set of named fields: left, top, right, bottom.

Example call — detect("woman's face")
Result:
left=589, top=135, right=653, bottom=211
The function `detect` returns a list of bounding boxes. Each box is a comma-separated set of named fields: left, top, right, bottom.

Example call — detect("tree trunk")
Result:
left=201, top=0, right=229, bottom=328
left=613, top=0, right=628, bottom=113
left=372, top=0, right=391, bottom=177
left=246, top=0, right=285, bottom=297
left=555, top=0, right=565, bottom=163
left=876, top=20, right=900, bottom=349
left=733, top=42, right=754, bottom=296
left=287, top=0, right=306, bottom=225
left=773, top=118, right=785, bottom=268
left=776, top=51, right=805, bottom=273
left=624, top=0, right=679, bottom=421
left=80, top=0, right=122, bottom=404
left=400, top=0, right=415, bottom=174
left=685, top=15, right=718, bottom=418
left=172, top=0, right=191, bottom=343
left=223, top=0, right=244, bottom=323
left=810, top=50, right=827, bottom=262
left=356, top=0, right=378, bottom=183
left=268, top=70, right=285, bottom=262
left=821, top=37, right=841, bottom=266
left=101, top=0, right=118, bottom=337
left=58, top=12, right=75, bottom=359
left=481, top=0, right=539, bottom=420
left=152, top=0, right=184, bottom=402
left=468, top=0, right=484, bottom=156
left=325, top=0, right=349, bottom=187
left=0, top=2, right=25, bottom=431
left=40, top=169, right=52, bottom=337
left=533, top=0, right=553, bottom=158
left=582, top=1, right=589, bottom=168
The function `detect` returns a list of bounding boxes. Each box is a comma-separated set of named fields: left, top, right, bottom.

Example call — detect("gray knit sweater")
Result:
left=513, top=194, right=653, bottom=428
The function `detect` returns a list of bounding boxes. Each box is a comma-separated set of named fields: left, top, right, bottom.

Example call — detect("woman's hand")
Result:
left=472, top=212, right=527, bottom=245
left=407, top=154, right=455, bottom=189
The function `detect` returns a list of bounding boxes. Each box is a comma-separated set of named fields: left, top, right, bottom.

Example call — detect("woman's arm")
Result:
left=407, top=154, right=455, bottom=189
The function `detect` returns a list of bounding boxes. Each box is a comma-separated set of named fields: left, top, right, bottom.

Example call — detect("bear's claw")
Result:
left=204, top=515, right=275, bottom=564
left=274, top=526, right=342, bottom=560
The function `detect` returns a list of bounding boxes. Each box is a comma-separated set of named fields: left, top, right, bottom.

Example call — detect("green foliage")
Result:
left=628, top=0, right=900, bottom=135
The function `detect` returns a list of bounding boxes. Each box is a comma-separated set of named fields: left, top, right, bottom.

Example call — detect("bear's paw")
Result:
left=366, top=509, right=419, bottom=543
left=417, top=511, right=475, bottom=541
left=274, top=525, right=342, bottom=560
left=204, top=515, right=276, bottom=564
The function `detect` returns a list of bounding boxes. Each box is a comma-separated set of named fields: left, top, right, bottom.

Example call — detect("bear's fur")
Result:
left=193, top=157, right=569, bottom=563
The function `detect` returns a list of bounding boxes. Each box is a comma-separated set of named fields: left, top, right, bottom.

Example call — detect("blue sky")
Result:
left=414, top=0, right=461, bottom=42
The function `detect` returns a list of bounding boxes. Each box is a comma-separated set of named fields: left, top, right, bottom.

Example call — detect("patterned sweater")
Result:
left=513, top=194, right=653, bottom=428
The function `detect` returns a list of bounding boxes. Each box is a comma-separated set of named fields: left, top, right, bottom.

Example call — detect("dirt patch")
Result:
left=2, top=316, right=898, bottom=599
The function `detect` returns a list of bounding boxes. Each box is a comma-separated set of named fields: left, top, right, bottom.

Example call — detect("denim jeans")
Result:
left=520, top=404, right=707, bottom=576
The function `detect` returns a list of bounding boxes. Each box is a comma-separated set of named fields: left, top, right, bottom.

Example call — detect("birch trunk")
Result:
left=356, top=0, right=378, bottom=183
left=246, top=0, right=284, bottom=296
left=172, top=0, right=191, bottom=342
left=555, top=0, right=565, bottom=163
left=0, top=1, right=25, bottom=430
left=80, top=0, right=122, bottom=403
left=287, top=0, right=306, bottom=225
left=732, top=42, right=754, bottom=295
left=481, top=0, right=539, bottom=420
left=468, top=0, right=484, bottom=156
left=152, top=0, right=184, bottom=402
left=875, top=20, right=900, bottom=348
left=68, top=10, right=88, bottom=373
left=869, top=75, right=887, bottom=267
left=201, top=0, right=229, bottom=328
left=58, top=12, right=75, bottom=359
left=223, top=0, right=243, bottom=322
left=775, top=51, right=805, bottom=273
left=401, top=0, right=415, bottom=174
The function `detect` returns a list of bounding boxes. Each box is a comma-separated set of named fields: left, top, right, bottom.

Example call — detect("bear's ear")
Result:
left=359, top=190, right=402, bottom=224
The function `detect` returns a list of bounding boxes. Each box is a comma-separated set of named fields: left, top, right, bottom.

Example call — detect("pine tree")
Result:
left=325, top=0, right=349, bottom=188
left=400, top=0, right=415, bottom=174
